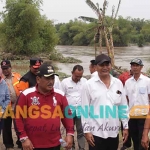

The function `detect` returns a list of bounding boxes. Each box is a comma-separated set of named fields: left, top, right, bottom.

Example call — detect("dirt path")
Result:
left=0, top=128, right=132, bottom=150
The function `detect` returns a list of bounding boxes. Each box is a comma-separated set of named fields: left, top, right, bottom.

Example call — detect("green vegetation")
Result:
left=0, top=0, right=58, bottom=55
left=55, top=17, right=150, bottom=47
left=0, top=0, right=149, bottom=62
left=49, top=49, right=82, bottom=63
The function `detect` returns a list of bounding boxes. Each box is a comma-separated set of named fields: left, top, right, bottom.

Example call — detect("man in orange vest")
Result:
left=1, top=60, right=22, bottom=150
left=18, top=57, right=42, bottom=92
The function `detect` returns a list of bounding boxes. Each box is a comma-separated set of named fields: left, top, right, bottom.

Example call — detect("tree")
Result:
left=79, top=0, right=122, bottom=67
left=0, top=0, right=58, bottom=55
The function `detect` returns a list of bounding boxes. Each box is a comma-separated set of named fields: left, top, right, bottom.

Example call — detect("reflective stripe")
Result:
left=13, top=81, right=19, bottom=86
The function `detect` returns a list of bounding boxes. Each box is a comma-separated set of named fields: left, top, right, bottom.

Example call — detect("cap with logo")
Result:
left=37, top=64, right=58, bottom=77
left=30, top=58, right=42, bottom=69
left=130, top=58, right=144, bottom=66
left=95, top=54, right=111, bottom=65
left=1, top=60, right=11, bottom=69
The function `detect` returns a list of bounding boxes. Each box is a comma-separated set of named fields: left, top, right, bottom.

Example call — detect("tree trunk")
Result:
left=109, top=32, right=115, bottom=67
left=103, top=28, right=110, bottom=56
left=99, top=30, right=102, bottom=54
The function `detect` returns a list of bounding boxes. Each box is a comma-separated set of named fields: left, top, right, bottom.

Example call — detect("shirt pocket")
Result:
left=107, top=90, right=122, bottom=105
left=139, top=87, right=146, bottom=94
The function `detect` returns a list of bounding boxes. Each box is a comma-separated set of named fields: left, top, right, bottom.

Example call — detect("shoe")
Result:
left=120, top=146, right=131, bottom=150
left=17, top=145, right=22, bottom=148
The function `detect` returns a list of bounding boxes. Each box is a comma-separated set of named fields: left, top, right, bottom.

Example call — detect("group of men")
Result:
left=0, top=54, right=150, bottom=150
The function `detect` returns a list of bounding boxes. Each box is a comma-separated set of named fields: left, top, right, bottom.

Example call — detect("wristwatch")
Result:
left=20, top=137, right=28, bottom=143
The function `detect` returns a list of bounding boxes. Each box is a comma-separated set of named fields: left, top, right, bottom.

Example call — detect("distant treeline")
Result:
left=55, top=16, right=150, bottom=47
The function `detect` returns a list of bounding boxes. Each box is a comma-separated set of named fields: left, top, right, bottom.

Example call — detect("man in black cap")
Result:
left=14, top=64, right=74, bottom=150
left=81, top=54, right=129, bottom=150
left=125, top=58, right=150, bottom=150
left=18, top=57, right=42, bottom=92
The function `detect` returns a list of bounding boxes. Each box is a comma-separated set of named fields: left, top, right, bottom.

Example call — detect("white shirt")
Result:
left=91, top=71, right=98, bottom=78
left=61, top=76, right=87, bottom=109
left=125, top=74, right=150, bottom=116
left=54, top=75, right=62, bottom=90
left=81, top=74, right=128, bottom=138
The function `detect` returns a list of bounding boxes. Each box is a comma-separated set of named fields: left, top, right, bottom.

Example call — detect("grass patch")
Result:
left=11, top=60, right=29, bottom=75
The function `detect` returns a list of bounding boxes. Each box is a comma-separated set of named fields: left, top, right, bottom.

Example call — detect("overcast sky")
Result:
left=0, top=0, right=150, bottom=23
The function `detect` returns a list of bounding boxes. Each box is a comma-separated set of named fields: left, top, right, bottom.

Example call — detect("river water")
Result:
left=55, top=45, right=150, bottom=76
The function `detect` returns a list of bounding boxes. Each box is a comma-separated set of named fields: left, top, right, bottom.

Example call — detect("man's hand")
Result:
left=85, top=133, right=95, bottom=147
left=141, top=133, right=149, bottom=150
left=22, top=138, right=34, bottom=150
left=65, top=135, right=73, bottom=150
left=122, top=129, right=128, bottom=143
left=0, top=112, right=3, bottom=118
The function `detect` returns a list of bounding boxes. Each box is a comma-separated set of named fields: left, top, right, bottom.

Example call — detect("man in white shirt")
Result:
left=81, top=54, right=128, bottom=150
left=125, top=58, right=150, bottom=150
left=61, top=65, right=87, bottom=150
left=89, top=60, right=97, bottom=78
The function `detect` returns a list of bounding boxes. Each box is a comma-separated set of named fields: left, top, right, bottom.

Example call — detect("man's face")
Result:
left=72, top=69, right=83, bottom=83
left=89, top=64, right=96, bottom=74
left=2, top=67, right=12, bottom=77
left=30, top=66, right=39, bottom=75
left=36, top=75, right=55, bottom=93
left=96, top=61, right=111, bottom=76
left=131, top=63, right=143, bottom=75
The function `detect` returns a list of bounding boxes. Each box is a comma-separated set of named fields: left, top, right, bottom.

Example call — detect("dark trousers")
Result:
left=22, top=145, right=60, bottom=150
left=0, top=119, right=4, bottom=135
left=2, top=116, right=21, bottom=148
left=72, top=115, right=85, bottom=150
left=121, top=122, right=132, bottom=147
left=129, top=117, right=150, bottom=150
left=89, top=135, right=119, bottom=150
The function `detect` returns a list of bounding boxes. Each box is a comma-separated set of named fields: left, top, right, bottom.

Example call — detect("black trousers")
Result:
left=2, top=116, right=21, bottom=148
left=89, top=135, right=119, bottom=150
left=0, top=119, right=4, bottom=135
left=129, top=117, right=150, bottom=150
left=22, top=145, right=60, bottom=150
left=121, top=122, right=132, bottom=147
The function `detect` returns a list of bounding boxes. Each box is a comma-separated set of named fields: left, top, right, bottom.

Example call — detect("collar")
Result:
left=3, top=73, right=13, bottom=80
left=70, top=76, right=81, bottom=83
left=35, top=84, right=54, bottom=96
left=91, top=71, right=98, bottom=76
left=131, top=73, right=144, bottom=81
left=94, top=74, right=116, bottom=84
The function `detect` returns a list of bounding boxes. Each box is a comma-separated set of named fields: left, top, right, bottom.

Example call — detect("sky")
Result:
left=0, top=0, right=150, bottom=23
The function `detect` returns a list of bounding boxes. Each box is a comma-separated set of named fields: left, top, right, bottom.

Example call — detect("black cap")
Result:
left=30, top=58, right=42, bottom=69
left=1, top=60, right=11, bottom=69
left=130, top=58, right=144, bottom=66
left=95, top=54, right=111, bottom=65
left=90, top=60, right=96, bottom=65
left=37, top=64, right=58, bottom=77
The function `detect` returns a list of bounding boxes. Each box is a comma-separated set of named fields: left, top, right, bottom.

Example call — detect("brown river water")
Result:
left=55, top=45, right=150, bottom=76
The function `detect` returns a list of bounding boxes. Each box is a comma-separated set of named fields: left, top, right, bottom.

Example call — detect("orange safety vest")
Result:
left=12, top=72, right=21, bottom=97
left=17, top=80, right=29, bottom=92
